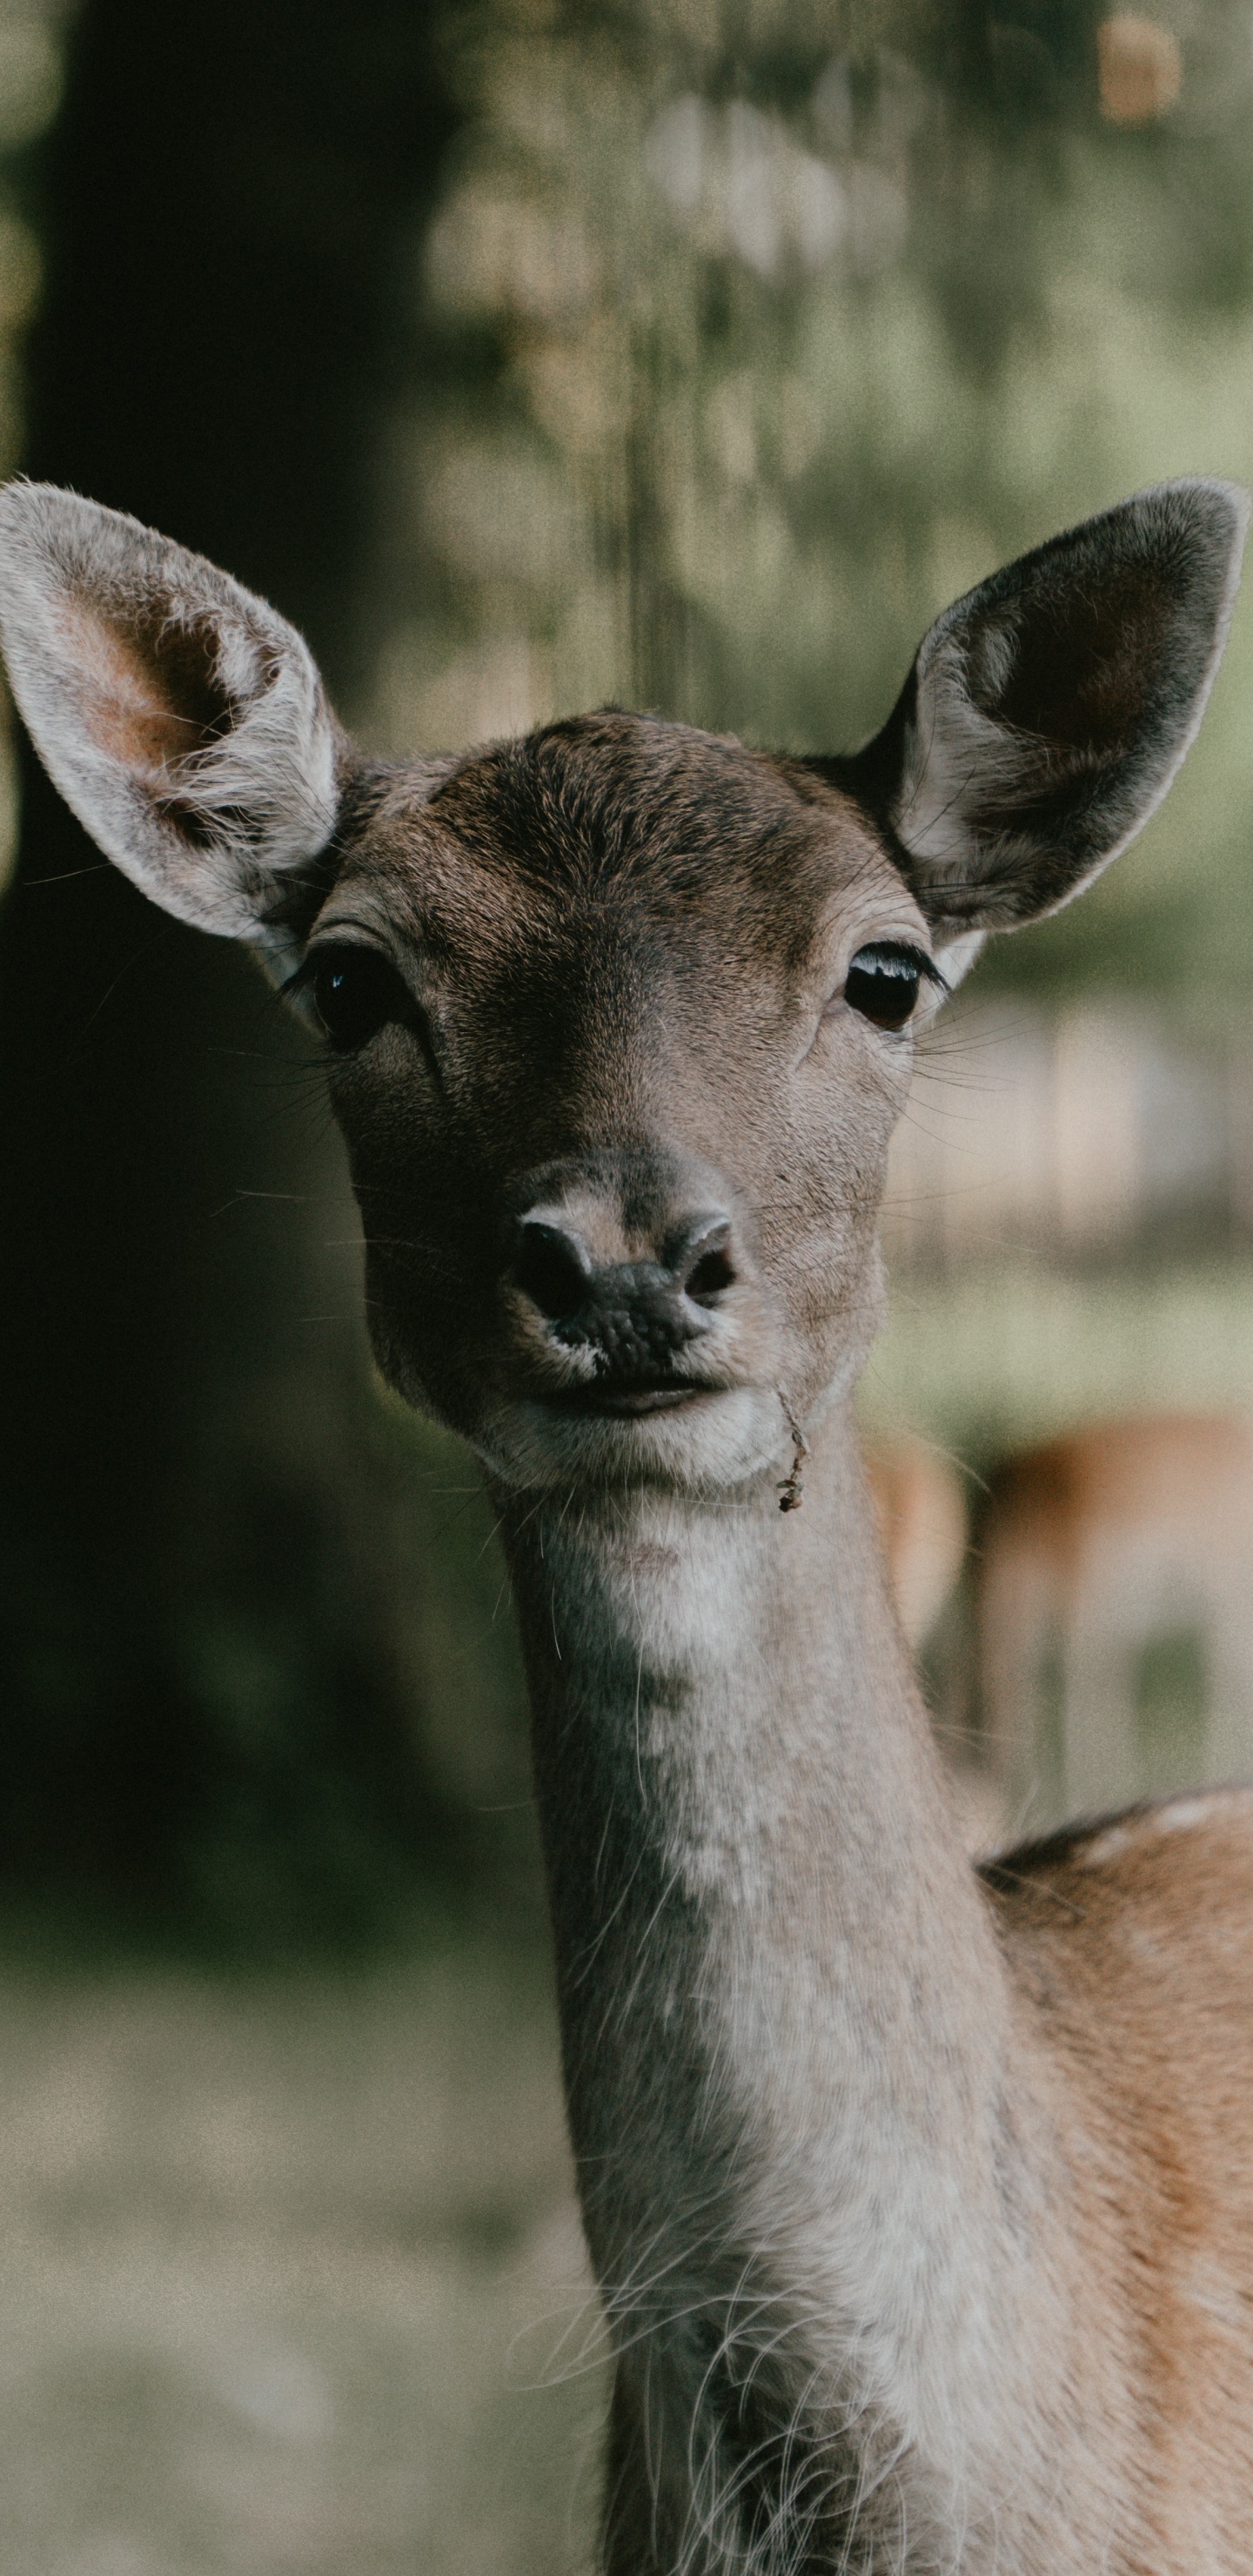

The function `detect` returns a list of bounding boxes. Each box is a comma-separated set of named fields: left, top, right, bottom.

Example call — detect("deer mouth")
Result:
left=489, top=1375, right=785, bottom=1494
left=555, top=1378, right=719, bottom=1419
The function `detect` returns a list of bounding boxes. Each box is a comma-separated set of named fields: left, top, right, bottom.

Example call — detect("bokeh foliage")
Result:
left=373, top=0, right=1253, bottom=1012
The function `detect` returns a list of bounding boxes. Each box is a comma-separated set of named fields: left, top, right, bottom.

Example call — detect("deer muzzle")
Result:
left=509, top=1204, right=739, bottom=1405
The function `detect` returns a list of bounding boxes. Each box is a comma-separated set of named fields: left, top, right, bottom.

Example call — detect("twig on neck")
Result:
left=776, top=1391, right=808, bottom=1512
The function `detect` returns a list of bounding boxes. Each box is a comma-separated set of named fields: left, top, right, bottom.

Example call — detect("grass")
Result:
left=0, top=1940, right=604, bottom=2576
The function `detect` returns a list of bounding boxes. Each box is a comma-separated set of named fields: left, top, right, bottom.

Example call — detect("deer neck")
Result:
left=499, top=1400, right=1055, bottom=2537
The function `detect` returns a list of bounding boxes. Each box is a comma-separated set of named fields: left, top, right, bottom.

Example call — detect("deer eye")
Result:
left=308, top=946, right=412, bottom=1051
left=842, top=943, right=928, bottom=1032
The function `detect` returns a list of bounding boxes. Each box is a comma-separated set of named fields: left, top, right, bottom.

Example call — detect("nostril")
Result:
left=685, top=1244, right=736, bottom=1304
left=513, top=1220, right=593, bottom=1322
left=673, top=1216, right=737, bottom=1307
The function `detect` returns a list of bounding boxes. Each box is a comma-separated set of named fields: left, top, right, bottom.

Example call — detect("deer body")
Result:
left=1, top=475, right=1250, bottom=2569
left=982, top=1414, right=1253, bottom=1828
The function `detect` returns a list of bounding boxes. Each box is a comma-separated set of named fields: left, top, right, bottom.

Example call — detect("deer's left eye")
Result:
left=842, top=944, right=928, bottom=1032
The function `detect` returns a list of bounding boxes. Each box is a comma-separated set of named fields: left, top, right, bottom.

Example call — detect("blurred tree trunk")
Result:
left=0, top=0, right=472, bottom=1934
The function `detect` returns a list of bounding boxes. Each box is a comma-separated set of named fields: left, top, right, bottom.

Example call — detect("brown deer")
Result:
left=865, top=1438, right=968, bottom=1655
left=980, top=1412, right=1253, bottom=1836
left=864, top=1438, right=1001, bottom=1855
left=0, top=477, right=1247, bottom=2573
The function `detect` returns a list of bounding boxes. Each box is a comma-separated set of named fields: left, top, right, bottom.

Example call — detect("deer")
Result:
left=865, top=1438, right=968, bottom=1657
left=0, top=474, right=1247, bottom=2575
left=863, top=1438, right=996, bottom=1855
left=979, top=1412, right=1253, bottom=1836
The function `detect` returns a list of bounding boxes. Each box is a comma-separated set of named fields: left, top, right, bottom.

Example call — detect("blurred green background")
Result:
left=3, top=0, right=1253, bottom=2566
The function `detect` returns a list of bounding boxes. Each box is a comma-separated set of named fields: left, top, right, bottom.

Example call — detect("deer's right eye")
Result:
left=309, top=947, right=411, bottom=1051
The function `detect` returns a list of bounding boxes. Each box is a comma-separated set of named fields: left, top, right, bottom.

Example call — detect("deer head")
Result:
left=0, top=480, right=1243, bottom=1499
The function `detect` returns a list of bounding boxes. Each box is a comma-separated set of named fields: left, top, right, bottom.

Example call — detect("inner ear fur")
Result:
left=69, top=594, right=243, bottom=774
left=826, top=480, right=1249, bottom=947
left=0, top=480, right=344, bottom=952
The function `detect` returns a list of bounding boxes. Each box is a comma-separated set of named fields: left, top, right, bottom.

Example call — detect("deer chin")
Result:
left=472, top=1381, right=791, bottom=1498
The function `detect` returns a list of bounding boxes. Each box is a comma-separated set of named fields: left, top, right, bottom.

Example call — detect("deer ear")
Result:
left=0, top=481, right=342, bottom=963
left=841, top=480, right=1248, bottom=982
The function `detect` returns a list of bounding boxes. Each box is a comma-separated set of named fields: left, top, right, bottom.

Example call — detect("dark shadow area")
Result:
left=0, top=0, right=538, bottom=1955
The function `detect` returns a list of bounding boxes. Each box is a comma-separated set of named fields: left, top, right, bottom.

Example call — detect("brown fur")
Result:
left=985, top=1793, right=1253, bottom=2567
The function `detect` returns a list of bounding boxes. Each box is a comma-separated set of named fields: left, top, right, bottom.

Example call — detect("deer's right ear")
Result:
left=0, top=482, right=343, bottom=963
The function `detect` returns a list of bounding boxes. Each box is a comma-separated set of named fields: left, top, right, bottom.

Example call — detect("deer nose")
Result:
left=510, top=1211, right=737, bottom=1374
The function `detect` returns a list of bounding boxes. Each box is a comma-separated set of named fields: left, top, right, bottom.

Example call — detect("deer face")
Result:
left=298, top=719, right=936, bottom=1490
left=0, top=480, right=1243, bottom=1495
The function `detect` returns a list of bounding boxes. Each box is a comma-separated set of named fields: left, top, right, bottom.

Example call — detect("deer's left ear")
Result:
left=839, top=480, right=1248, bottom=983
left=0, top=481, right=344, bottom=970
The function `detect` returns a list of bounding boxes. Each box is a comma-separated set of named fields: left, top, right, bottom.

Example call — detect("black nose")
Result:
left=511, top=1211, right=736, bottom=1376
